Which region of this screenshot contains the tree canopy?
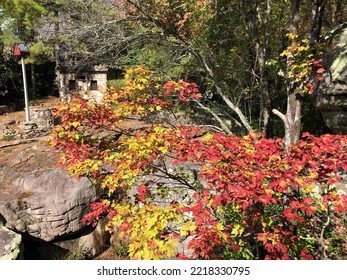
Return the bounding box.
[2,0,343,136]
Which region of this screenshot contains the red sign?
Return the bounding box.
[13,43,30,57]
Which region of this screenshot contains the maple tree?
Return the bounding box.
[272,0,329,147]
[279,34,326,95]
[120,0,255,133]
[51,66,347,260]
[120,0,335,145]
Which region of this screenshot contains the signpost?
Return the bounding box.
[13,43,30,122]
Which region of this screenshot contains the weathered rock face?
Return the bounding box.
[0,226,23,260]
[315,24,347,134]
[0,141,98,242]
[0,170,96,241]
[55,218,110,258]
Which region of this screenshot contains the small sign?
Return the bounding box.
[13,43,30,57]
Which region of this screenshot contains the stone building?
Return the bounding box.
[57,65,108,102]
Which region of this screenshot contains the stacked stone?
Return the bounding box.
[1,108,54,140]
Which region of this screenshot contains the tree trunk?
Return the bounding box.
[256,0,272,137]
[272,0,301,148]
[284,0,301,147]
[53,10,68,102]
[257,43,271,137]
[31,63,38,98]
[243,0,271,136]
[0,26,3,58]
[289,0,300,35]
[284,91,302,146]
[56,70,68,102]
[309,0,327,47]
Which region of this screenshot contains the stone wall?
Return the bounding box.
[1,108,54,140]
[29,108,53,129]
[2,127,50,140]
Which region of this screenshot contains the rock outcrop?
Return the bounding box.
[0,141,98,241]
[0,169,96,241]
[0,140,103,259]
[315,24,347,134]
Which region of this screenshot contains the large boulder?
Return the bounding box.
[315,24,347,134]
[0,140,99,242]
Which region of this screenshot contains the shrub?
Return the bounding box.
[51,66,347,260]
